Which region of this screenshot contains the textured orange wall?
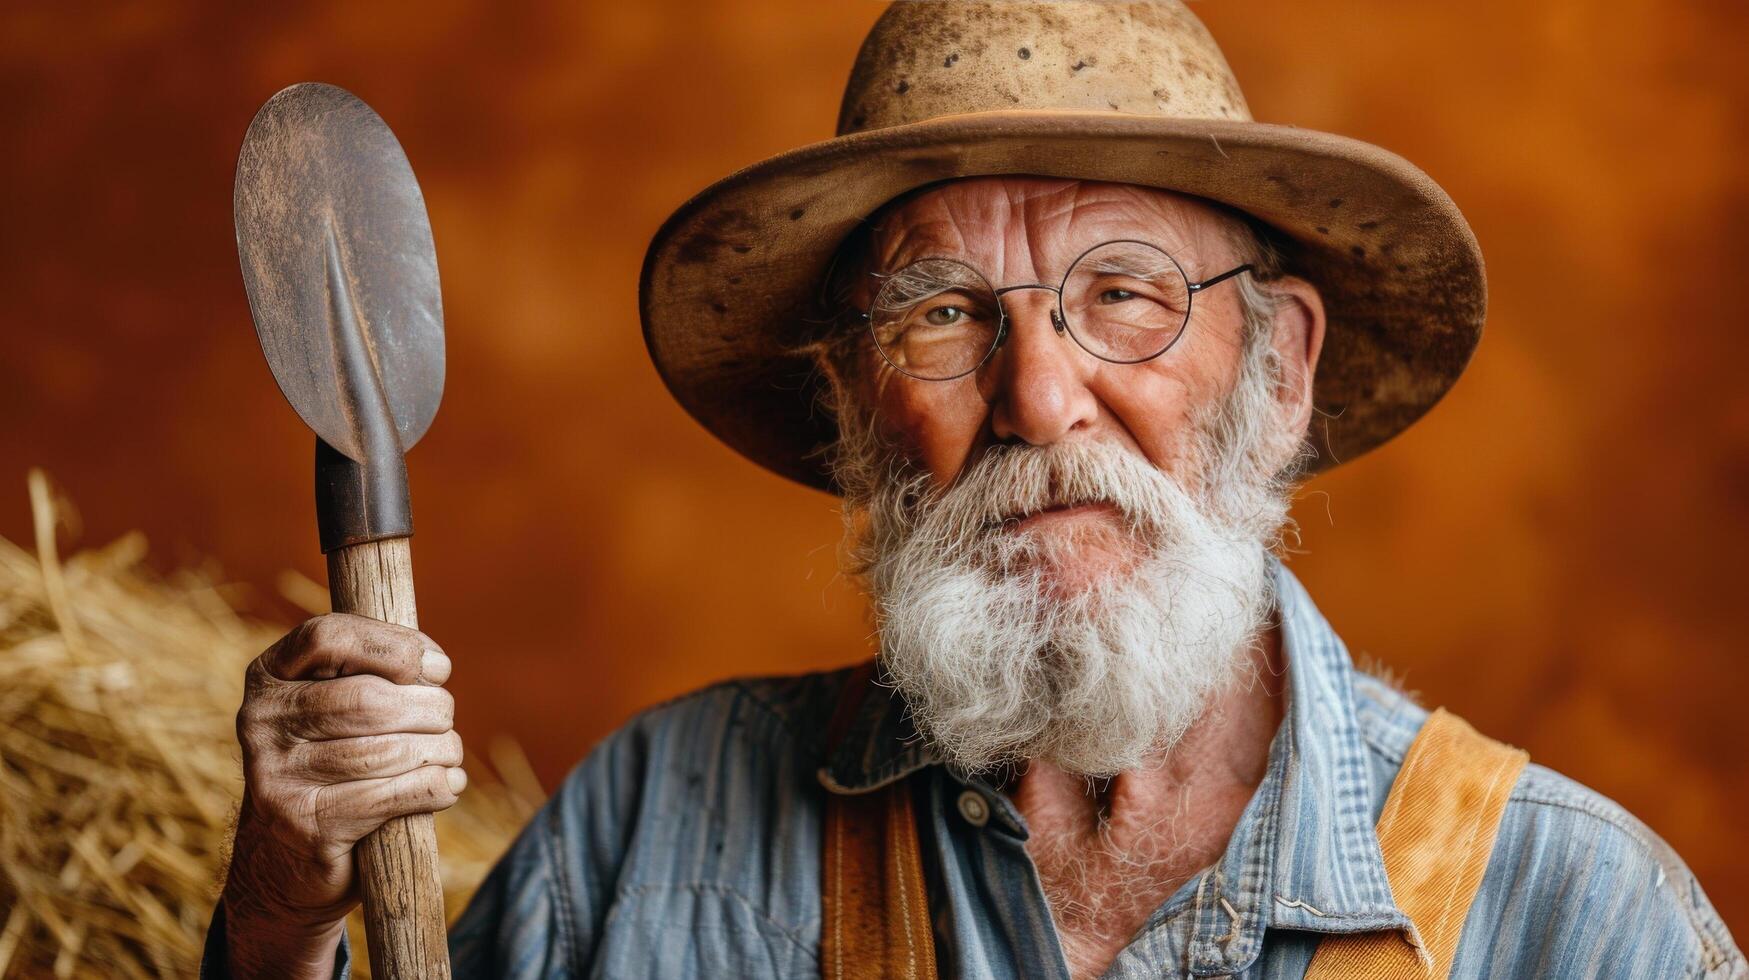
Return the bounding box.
[2,0,1743,936]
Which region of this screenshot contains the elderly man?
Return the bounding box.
[207,2,1743,979]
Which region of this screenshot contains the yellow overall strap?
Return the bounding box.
[820,660,937,980]
[1306,708,1529,980]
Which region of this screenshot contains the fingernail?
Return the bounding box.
[420,649,450,685]
[446,767,468,794]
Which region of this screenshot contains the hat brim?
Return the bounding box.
[640,109,1485,492]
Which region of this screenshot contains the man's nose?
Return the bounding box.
[983,288,1099,445]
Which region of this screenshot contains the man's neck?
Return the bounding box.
[1006,625,1287,979]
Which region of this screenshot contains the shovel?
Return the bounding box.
[233,82,450,979]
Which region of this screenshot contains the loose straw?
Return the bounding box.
[0,472,543,978]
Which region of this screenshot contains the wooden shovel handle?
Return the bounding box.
[327,537,451,979]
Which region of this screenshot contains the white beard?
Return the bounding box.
[836,331,1297,777]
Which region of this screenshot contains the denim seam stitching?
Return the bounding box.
[542,799,585,977]
[604,881,820,963]
[1505,793,1726,968]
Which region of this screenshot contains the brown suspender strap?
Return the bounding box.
[820,660,938,980]
[1305,707,1529,980]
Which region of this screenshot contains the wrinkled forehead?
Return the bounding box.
[866,176,1240,283]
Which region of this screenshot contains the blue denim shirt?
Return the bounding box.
[206,564,1743,978]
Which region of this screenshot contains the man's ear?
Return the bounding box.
[1264,276,1327,446]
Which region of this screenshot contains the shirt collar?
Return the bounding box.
[815,561,1418,972]
[1181,562,1416,975]
[816,656,936,795]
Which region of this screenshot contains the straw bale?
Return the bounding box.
[0,472,543,978]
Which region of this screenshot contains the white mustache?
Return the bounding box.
[913,439,1200,548]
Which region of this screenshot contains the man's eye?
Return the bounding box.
[923,305,965,326]
[1098,288,1136,304]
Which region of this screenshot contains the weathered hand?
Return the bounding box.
[220,613,464,979]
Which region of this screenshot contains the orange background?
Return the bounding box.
[2,0,1744,937]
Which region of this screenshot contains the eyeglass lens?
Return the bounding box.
[868,241,1192,380]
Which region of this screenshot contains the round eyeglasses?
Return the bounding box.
[859,240,1253,381]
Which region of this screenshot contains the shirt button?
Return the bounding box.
[957,789,990,828]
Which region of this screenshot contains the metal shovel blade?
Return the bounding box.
[234,82,445,464]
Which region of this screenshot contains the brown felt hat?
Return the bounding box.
[640,0,1486,492]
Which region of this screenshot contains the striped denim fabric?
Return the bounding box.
[204,563,1744,978]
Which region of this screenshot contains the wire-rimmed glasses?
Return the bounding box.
[859,239,1253,381]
